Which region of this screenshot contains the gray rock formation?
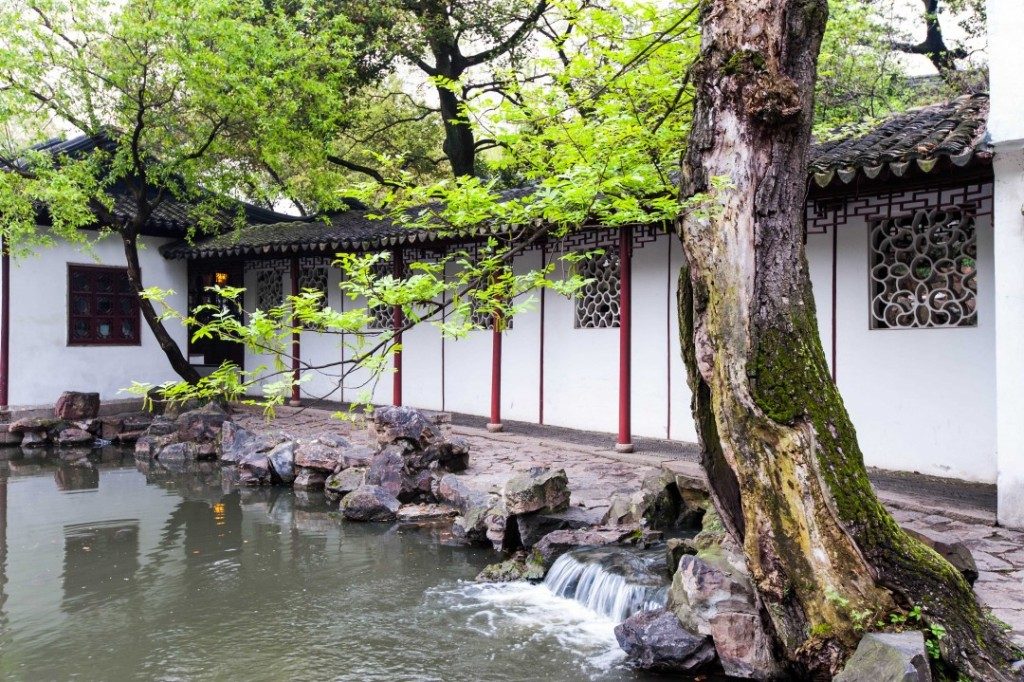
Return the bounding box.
[834,631,932,682]
[503,468,570,515]
[341,485,401,522]
[615,608,717,672]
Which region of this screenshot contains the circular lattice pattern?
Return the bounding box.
[574,251,621,329]
[869,207,977,329]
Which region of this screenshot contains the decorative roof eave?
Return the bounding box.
[810,149,991,188]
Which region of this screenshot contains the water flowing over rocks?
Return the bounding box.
[834,631,932,682]
[614,608,717,672]
[545,547,669,622]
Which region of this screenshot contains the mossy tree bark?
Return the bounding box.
[675,0,1018,678]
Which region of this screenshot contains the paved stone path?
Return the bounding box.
[236,404,1024,644]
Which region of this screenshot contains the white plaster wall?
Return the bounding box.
[631,234,671,439]
[6,233,188,407]
[830,216,996,482]
[441,260,493,417]
[297,265,343,403]
[806,231,835,376]
[667,236,699,443]
[993,148,1024,523]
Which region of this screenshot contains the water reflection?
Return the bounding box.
[0,447,642,681]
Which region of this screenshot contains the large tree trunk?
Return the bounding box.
[121,230,201,384]
[676,0,1018,678]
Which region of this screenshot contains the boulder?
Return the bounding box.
[294,439,347,472]
[293,468,327,491]
[371,406,443,449]
[157,441,199,464]
[669,551,778,679]
[325,467,367,498]
[56,427,94,447]
[267,441,297,485]
[615,608,717,673]
[8,417,58,434]
[452,492,502,546]
[433,473,475,512]
[515,506,603,548]
[666,537,697,576]
[396,503,459,523]
[476,554,546,583]
[834,631,931,682]
[54,391,100,420]
[219,423,287,465]
[176,402,229,443]
[406,437,471,473]
[533,526,657,568]
[604,470,685,529]
[337,444,375,470]
[503,468,570,515]
[146,416,179,437]
[20,430,48,448]
[904,528,978,586]
[340,485,401,522]
[366,445,405,498]
[238,452,272,486]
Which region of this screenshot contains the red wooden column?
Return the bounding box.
[0,235,10,410]
[487,313,503,432]
[289,255,301,406]
[391,247,404,406]
[616,227,634,453]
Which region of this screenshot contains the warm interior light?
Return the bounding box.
[214,272,230,285]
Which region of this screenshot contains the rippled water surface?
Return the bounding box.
[0,448,645,681]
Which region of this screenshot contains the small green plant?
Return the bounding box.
[925,623,947,660]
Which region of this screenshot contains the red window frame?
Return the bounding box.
[67,264,141,346]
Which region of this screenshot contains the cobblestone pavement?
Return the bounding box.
[236,404,1024,644]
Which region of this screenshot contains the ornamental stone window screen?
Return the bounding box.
[298,263,330,305]
[255,268,284,311]
[868,206,977,330]
[366,259,396,332]
[573,250,621,329]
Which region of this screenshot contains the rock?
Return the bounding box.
[176,402,229,443]
[56,427,94,447]
[54,391,100,420]
[615,608,717,672]
[372,406,443,449]
[20,430,48,448]
[337,444,375,470]
[366,444,405,498]
[406,438,471,473]
[666,537,697,576]
[834,631,931,682]
[325,467,367,498]
[293,468,327,491]
[294,439,346,472]
[452,492,502,546]
[604,470,685,529]
[238,452,272,486]
[8,417,58,434]
[433,473,475,512]
[219,423,286,464]
[146,416,179,437]
[396,503,459,523]
[515,506,603,548]
[340,485,401,522]
[533,526,654,568]
[157,441,199,464]
[503,468,570,515]
[267,441,296,485]
[904,528,979,586]
[669,551,778,679]
[484,500,514,551]
[476,554,546,583]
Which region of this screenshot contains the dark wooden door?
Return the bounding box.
[186,261,245,370]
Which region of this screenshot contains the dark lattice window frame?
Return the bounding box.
[67,264,141,346]
[573,251,621,329]
[869,206,978,330]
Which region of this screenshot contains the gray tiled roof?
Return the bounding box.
[809,93,988,186]
[164,94,992,260]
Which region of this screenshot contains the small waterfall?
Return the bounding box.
[543,547,669,622]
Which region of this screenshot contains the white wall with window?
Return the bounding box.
[5,232,188,407]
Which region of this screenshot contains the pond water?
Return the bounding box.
[0,447,662,681]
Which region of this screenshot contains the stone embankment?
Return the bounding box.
[131,403,996,681]
[5,390,153,451]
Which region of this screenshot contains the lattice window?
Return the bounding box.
[469,304,513,331]
[573,251,620,329]
[366,259,395,331]
[255,269,284,311]
[869,207,977,329]
[67,265,140,346]
[298,265,330,304]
